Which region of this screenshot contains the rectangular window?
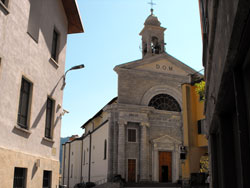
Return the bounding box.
[198,119,205,134]
[128,129,136,142]
[13,167,27,188]
[17,78,32,129]
[43,170,52,188]
[104,140,107,160]
[45,97,54,139]
[51,29,59,61]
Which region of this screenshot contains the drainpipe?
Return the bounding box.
[138,125,141,182]
[63,144,66,185]
[68,143,71,188]
[80,138,83,182]
[88,131,92,182]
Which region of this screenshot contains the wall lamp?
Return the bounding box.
[61,64,85,90]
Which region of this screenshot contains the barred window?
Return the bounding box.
[17,78,32,129]
[149,94,181,112]
[128,129,136,142]
[13,167,27,188]
[51,29,59,61]
[43,171,52,188]
[45,97,54,139]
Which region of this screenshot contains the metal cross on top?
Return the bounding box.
[148,0,156,14]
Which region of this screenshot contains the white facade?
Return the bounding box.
[0,0,83,187]
[62,121,109,188]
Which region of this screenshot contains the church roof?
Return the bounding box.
[81,97,117,129]
[144,12,161,26]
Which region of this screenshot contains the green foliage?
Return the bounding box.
[195,81,205,101]
[200,154,209,173]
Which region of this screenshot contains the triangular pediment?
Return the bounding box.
[152,134,181,144]
[114,53,198,76]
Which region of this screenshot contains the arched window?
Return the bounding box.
[149,94,181,112]
[104,139,107,160]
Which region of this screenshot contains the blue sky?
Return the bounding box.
[61,0,202,137]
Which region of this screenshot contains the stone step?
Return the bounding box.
[124,187,180,188]
[124,183,182,187]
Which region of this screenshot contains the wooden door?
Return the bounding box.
[159,151,172,182]
[128,159,136,182]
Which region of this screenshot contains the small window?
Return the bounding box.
[128,129,136,142]
[104,139,107,160]
[43,170,52,188]
[45,97,54,139]
[13,167,27,188]
[198,119,205,134]
[71,164,73,178]
[17,78,32,129]
[51,29,59,61]
[83,150,85,165]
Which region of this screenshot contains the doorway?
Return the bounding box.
[161,166,169,182]
[159,151,172,182]
[128,159,136,182]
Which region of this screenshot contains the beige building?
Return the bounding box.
[62,9,199,187]
[0,0,83,187]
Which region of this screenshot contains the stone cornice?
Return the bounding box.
[116,67,190,83]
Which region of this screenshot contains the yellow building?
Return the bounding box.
[181,79,208,183]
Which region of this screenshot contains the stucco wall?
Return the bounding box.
[90,122,109,182]
[0,0,68,187]
[0,147,59,188]
[69,140,82,188]
[62,122,109,187]
[0,0,67,161]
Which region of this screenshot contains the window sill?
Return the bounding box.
[43,137,55,144]
[49,57,59,69]
[127,141,137,143]
[14,125,31,134]
[27,32,38,43]
[0,1,9,15]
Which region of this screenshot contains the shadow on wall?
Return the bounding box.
[31,163,38,179]
[32,75,64,129]
[27,0,66,57]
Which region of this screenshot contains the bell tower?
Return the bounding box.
[140,9,166,58]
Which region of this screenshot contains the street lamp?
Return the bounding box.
[61,64,85,90]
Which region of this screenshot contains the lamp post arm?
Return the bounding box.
[61,64,85,90]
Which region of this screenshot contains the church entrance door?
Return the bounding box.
[159,151,172,182]
[128,159,136,182]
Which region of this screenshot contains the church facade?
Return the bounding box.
[62,10,197,187]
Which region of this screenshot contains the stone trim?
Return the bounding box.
[140,85,182,108]
[49,57,59,69]
[0,0,9,15]
[14,125,31,135]
[42,137,55,144]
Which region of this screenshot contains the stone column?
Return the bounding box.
[117,120,126,178]
[107,115,113,181]
[140,122,149,181]
[152,144,159,181]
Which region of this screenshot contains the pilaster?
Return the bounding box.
[140,122,150,181]
[117,120,127,178]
